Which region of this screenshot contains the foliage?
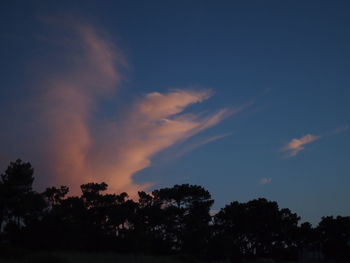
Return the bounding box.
[0,160,349,262]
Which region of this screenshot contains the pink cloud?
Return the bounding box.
[40,24,123,191]
[282,134,320,157]
[93,90,231,195]
[37,23,234,196]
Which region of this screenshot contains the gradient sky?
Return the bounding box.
[1,0,350,225]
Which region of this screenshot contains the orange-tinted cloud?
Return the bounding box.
[91,90,231,195]
[282,134,320,157]
[39,23,233,196]
[40,23,122,191]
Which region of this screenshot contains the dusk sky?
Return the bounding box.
[1,0,350,225]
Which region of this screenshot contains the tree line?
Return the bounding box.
[0,159,349,262]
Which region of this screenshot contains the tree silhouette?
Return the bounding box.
[0,160,40,228]
[213,198,300,261]
[0,159,46,248]
[152,184,214,253]
[0,159,349,262]
[133,191,167,253]
[43,186,69,207]
[318,216,350,261]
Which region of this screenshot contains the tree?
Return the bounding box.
[43,186,69,207]
[0,159,46,248]
[133,191,168,253]
[0,159,44,229]
[152,184,214,253]
[1,159,34,194]
[317,216,350,261]
[213,198,300,261]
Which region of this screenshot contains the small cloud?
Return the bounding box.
[282,134,320,157]
[328,125,349,135]
[260,177,272,185]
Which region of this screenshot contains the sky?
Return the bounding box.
[1,0,350,225]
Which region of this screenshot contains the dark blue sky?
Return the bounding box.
[1,0,350,224]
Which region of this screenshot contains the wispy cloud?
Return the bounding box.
[165,132,233,161]
[36,22,236,196]
[93,90,231,194]
[260,177,272,185]
[328,125,349,135]
[282,134,320,157]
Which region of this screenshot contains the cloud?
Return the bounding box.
[39,23,123,191]
[164,132,233,161]
[92,90,231,195]
[0,23,112,175]
[281,126,348,158]
[260,177,272,185]
[36,22,233,196]
[282,134,320,157]
[328,125,349,135]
